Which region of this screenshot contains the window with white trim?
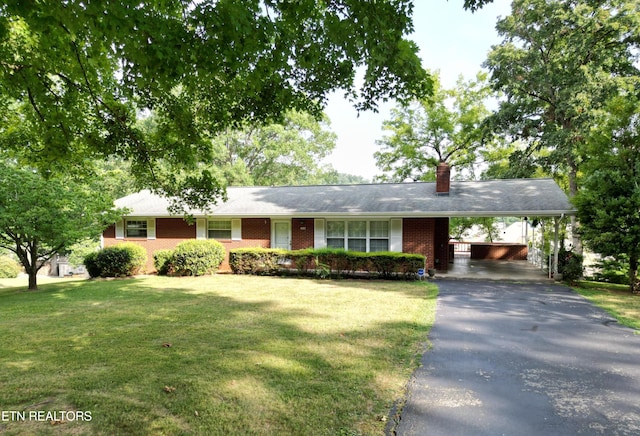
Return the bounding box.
[126,220,147,238]
[208,220,232,239]
[326,220,389,252]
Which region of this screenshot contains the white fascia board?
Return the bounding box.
[121,209,576,219]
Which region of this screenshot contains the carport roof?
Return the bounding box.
[116,178,575,218]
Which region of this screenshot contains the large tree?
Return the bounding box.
[374,71,493,182]
[209,110,337,186]
[574,94,640,293]
[0,162,124,290]
[0,1,430,209]
[484,0,640,249]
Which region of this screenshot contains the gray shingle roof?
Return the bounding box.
[116,179,575,218]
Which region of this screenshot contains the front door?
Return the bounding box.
[273,221,291,250]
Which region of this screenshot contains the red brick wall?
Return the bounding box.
[434,217,450,270]
[402,218,436,270]
[470,243,528,260]
[215,218,271,271]
[292,218,314,250]
[103,218,196,272]
[103,218,271,273]
[103,216,452,273]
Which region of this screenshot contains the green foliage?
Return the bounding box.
[484,0,640,197]
[0,162,125,289]
[230,248,425,280]
[153,249,175,276]
[558,247,583,284]
[85,243,147,278]
[0,256,21,278]
[66,239,101,268]
[228,248,287,275]
[0,1,429,209]
[591,256,630,285]
[374,71,493,182]
[574,92,640,293]
[83,252,101,279]
[211,110,337,186]
[170,240,226,276]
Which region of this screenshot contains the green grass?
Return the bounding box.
[0,275,437,435]
[573,280,640,330]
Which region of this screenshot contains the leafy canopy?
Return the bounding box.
[374,71,493,182]
[484,0,640,195]
[0,162,125,289]
[209,110,338,186]
[574,93,640,292]
[0,1,430,208]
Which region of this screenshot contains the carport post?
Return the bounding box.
[552,216,560,278]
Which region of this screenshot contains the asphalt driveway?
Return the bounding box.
[394,280,640,436]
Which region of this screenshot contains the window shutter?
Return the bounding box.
[390,219,403,252]
[196,219,206,240]
[147,218,156,240]
[314,219,326,249]
[231,219,242,240]
[115,220,124,239]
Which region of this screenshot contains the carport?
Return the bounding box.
[432,169,576,279]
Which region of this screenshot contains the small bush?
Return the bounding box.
[229,248,286,275]
[0,256,21,278]
[592,255,629,285]
[558,247,583,284]
[83,251,101,278]
[84,243,147,278]
[153,249,174,276]
[171,240,225,276]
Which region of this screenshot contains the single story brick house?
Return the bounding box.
[102,165,575,273]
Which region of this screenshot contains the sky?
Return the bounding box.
[323,0,513,181]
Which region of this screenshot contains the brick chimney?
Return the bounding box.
[436,161,451,195]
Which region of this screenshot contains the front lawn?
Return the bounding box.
[0,275,437,435]
[573,280,640,330]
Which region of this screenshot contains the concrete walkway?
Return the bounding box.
[394,280,640,436]
[437,256,551,281]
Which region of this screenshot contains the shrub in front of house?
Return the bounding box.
[153,249,174,276]
[83,252,101,278]
[363,252,426,279]
[84,243,147,278]
[230,248,426,279]
[170,240,225,276]
[228,248,286,275]
[0,256,21,278]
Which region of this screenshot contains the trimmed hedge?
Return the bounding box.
[228,248,286,275]
[164,240,225,276]
[230,247,426,280]
[153,249,174,276]
[84,243,147,278]
[0,256,21,278]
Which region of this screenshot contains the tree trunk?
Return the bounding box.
[28,269,38,291]
[629,254,639,294]
[567,154,583,256]
[15,242,40,291]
